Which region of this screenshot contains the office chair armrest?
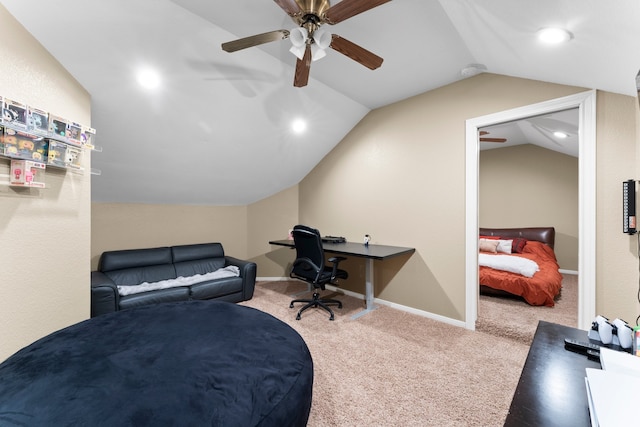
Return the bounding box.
[328,256,347,280]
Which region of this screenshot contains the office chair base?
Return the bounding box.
[290,292,342,321]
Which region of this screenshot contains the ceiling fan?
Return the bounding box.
[221,0,391,87]
[479,131,507,143]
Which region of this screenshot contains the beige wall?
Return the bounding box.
[0,5,91,361]
[479,144,579,270]
[91,203,248,270]
[246,185,299,276]
[595,91,638,322]
[288,73,587,321]
[91,185,299,275]
[89,77,640,325]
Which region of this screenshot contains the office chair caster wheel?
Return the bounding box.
[329,314,335,321]
[296,313,301,320]
[289,302,294,308]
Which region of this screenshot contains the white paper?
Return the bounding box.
[585,368,638,426]
[599,347,640,377]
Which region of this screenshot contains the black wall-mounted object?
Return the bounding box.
[623,179,636,235]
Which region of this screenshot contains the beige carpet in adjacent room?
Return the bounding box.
[476,273,578,345]
[241,280,535,427]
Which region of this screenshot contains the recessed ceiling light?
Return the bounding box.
[553,131,569,139]
[137,68,161,90]
[292,119,307,134]
[537,27,573,44]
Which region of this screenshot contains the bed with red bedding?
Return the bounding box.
[478,227,563,306]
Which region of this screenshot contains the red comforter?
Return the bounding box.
[479,241,563,306]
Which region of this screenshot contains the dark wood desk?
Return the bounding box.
[269,239,415,318]
[505,320,601,426]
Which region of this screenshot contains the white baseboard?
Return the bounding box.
[559,269,579,275]
[257,277,467,329]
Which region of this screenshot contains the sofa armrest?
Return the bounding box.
[225,256,257,300]
[91,271,119,317]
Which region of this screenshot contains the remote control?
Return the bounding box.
[564,338,601,353]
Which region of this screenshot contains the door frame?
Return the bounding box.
[465,90,597,330]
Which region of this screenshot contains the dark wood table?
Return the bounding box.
[269,239,415,318]
[505,320,601,426]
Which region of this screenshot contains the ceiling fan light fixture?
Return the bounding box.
[290,27,308,47]
[310,29,331,61]
[537,27,573,44]
[289,27,309,60]
[311,44,326,61]
[313,29,331,50]
[289,45,307,60]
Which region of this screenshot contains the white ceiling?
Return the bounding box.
[2,0,639,204]
[480,108,579,157]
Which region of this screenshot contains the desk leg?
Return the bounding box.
[352,258,378,319]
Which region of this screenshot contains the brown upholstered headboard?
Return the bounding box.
[479,227,555,249]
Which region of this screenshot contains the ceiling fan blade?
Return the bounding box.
[293,45,312,87]
[479,131,490,136]
[222,30,290,53]
[479,138,507,143]
[324,0,391,24]
[273,0,302,17]
[329,34,383,70]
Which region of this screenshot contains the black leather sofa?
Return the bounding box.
[91,243,257,317]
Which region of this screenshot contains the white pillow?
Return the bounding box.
[496,239,513,254]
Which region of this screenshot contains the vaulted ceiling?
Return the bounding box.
[2,0,639,204]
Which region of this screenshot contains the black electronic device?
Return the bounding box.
[623,179,637,234]
[564,337,601,354]
[586,349,601,362]
[322,236,346,243]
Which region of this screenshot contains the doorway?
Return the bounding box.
[464,91,597,330]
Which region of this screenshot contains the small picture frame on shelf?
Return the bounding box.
[65,145,83,170]
[46,139,68,168]
[2,98,28,129]
[8,129,47,162]
[27,106,49,135]
[81,125,96,148]
[10,159,46,188]
[48,114,67,138]
[0,125,5,154]
[66,121,82,145]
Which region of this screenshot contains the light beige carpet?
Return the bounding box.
[476,273,578,345]
[241,281,534,426]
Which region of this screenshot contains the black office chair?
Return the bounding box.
[289,225,348,321]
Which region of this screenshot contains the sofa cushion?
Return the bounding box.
[190,277,243,300]
[172,243,226,277]
[100,247,172,271]
[105,265,177,287]
[119,287,189,310]
[171,243,224,263]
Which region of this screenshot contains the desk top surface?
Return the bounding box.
[268,239,415,260]
[504,320,600,427]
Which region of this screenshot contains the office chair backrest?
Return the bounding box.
[291,225,325,280]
